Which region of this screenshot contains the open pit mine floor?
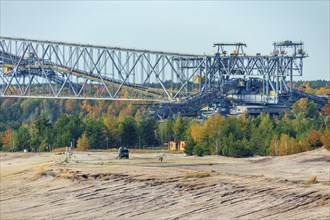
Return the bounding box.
[1,148,329,219]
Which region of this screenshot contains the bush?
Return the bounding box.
[193,144,204,157]
[184,172,211,179]
[222,139,253,158]
[184,135,195,156]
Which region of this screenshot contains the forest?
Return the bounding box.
[0,80,329,157]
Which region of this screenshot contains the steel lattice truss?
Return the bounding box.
[0,37,207,102]
[1,37,324,118]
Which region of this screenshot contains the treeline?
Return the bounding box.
[0,98,188,151]
[184,98,330,157]
[294,80,329,90]
[0,96,329,156]
[293,80,330,95]
[0,113,160,152]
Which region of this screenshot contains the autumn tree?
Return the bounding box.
[2,129,12,151]
[269,134,279,156]
[278,133,290,155]
[77,133,90,151]
[134,109,142,123]
[2,129,18,151]
[64,100,79,115]
[307,130,323,149]
[188,115,253,157]
[315,87,330,95]
[203,114,226,155]
[190,122,204,144]
[81,100,94,117]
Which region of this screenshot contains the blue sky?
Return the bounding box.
[0,0,329,80]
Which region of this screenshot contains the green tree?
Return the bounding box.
[103,116,122,148]
[291,98,318,119]
[138,118,158,146]
[184,134,195,156]
[193,144,205,157]
[173,116,188,141]
[0,132,4,150]
[156,119,173,145]
[203,114,225,155]
[120,116,138,147]
[85,119,107,149]
[39,139,48,151]
[53,114,84,148]
[254,113,274,155]
[33,113,53,148]
[29,129,41,152]
[17,124,31,151]
[222,134,252,157]
[20,99,41,122]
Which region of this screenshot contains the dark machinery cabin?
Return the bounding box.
[118,147,129,159]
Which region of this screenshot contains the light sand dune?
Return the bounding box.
[1,148,329,219]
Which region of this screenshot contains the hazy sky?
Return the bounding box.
[0,0,329,80]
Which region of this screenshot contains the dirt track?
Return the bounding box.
[1,149,330,219]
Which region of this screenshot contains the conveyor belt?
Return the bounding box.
[291,89,327,109]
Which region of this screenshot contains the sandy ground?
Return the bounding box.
[0,148,329,220]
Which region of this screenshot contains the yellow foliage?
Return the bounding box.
[135,109,142,123]
[270,134,279,156]
[107,104,116,116]
[270,133,306,156]
[122,89,130,98]
[81,100,94,117]
[315,87,330,95]
[103,116,116,130]
[65,100,73,114]
[77,133,90,151]
[118,111,125,122]
[190,123,204,143]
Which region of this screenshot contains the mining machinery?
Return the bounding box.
[0,37,327,119]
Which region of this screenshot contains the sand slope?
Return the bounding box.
[1,148,329,219]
